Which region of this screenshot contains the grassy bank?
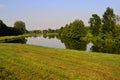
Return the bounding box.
[43,33,59,36]
[0,34,33,43]
[0,43,120,80]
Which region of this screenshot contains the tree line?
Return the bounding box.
[57,7,120,40]
[0,20,27,36]
[42,7,120,40]
[1,7,120,40]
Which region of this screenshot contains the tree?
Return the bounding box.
[70,20,86,38]
[115,24,120,38]
[42,30,48,34]
[102,7,116,35]
[14,21,27,34]
[61,24,69,37]
[57,27,64,35]
[89,14,101,36]
[0,20,20,36]
[61,19,86,39]
[60,37,87,50]
[0,20,8,36]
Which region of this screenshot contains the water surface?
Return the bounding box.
[5,35,120,54]
[26,36,65,48]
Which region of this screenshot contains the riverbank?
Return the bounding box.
[0,43,120,80]
[0,34,33,43]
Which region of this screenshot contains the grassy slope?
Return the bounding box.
[0,43,120,80]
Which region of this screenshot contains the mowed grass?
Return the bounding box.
[0,43,120,80]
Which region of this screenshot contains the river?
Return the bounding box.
[5,35,120,54]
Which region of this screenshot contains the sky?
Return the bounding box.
[0,0,120,30]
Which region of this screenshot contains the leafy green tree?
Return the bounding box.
[0,20,7,36]
[89,14,101,36]
[61,24,69,37]
[60,37,87,50]
[114,15,120,38]
[115,24,120,38]
[102,7,116,35]
[14,21,27,34]
[58,27,64,35]
[61,20,86,39]
[42,30,48,34]
[70,20,86,38]
[0,20,19,36]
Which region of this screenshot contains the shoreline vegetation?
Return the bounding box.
[0,43,120,80]
[0,34,33,43]
[0,33,57,43]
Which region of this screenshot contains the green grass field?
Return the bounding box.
[0,43,120,80]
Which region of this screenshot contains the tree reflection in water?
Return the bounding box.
[4,34,120,54]
[58,37,87,51]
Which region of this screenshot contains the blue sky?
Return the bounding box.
[0,0,120,30]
